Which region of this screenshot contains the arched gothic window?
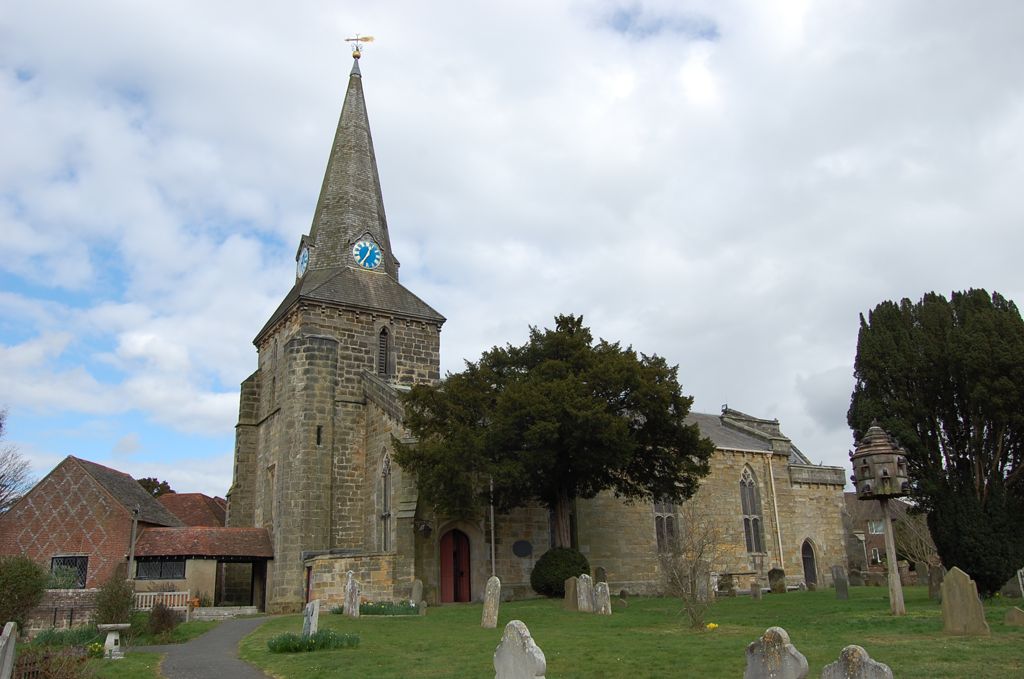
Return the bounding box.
[740,467,765,553]
[654,497,677,553]
[378,327,391,376]
[380,453,393,551]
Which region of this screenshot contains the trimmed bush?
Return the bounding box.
[267,630,360,653]
[0,555,49,628]
[95,568,135,624]
[148,602,181,636]
[530,547,590,597]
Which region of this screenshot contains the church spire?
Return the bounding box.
[305,51,396,278]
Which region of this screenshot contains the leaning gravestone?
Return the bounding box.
[743,626,808,679]
[594,566,607,583]
[768,568,787,594]
[344,570,361,618]
[482,576,501,629]
[563,577,579,611]
[832,566,849,601]
[410,578,423,605]
[577,574,595,613]
[1004,606,1024,626]
[494,620,546,679]
[820,645,893,679]
[594,582,612,615]
[302,599,320,636]
[929,564,945,600]
[915,561,929,588]
[941,566,990,636]
[750,578,762,600]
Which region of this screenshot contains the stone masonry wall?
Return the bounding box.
[25,589,99,637]
[307,553,398,607]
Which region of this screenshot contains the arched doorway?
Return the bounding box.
[440,529,471,602]
[801,539,818,587]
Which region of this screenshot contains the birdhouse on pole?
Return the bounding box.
[850,423,910,499]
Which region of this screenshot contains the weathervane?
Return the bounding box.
[345,34,375,59]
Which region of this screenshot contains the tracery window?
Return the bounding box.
[654,498,677,553]
[740,466,765,553]
[380,453,393,551]
[378,327,391,376]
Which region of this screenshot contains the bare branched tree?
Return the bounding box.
[659,501,720,628]
[891,501,939,565]
[0,410,32,513]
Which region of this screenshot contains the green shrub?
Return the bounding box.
[0,555,49,628]
[329,605,344,615]
[530,547,590,597]
[13,646,90,679]
[147,602,180,637]
[359,600,418,616]
[94,569,135,624]
[266,629,360,653]
[31,626,101,647]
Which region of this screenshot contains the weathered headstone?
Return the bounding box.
[999,567,1024,598]
[594,566,607,583]
[344,570,361,618]
[750,578,762,600]
[743,626,808,679]
[563,577,579,611]
[494,620,546,679]
[820,645,893,679]
[594,581,612,615]
[915,561,930,588]
[1004,606,1024,626]
[941,566,990,636]
[411,578,423,605]
[720,574,737,597]
[417,599,428,616]
[897,560,912,587]
[577,573,595,613]
[849,569,865,587]
[482,576,501,629]
[832,566,849,601]
[768,568,787,594]
[928,564,945,600]
[302,598,320,636]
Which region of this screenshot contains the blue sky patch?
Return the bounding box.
[607,4,720,41]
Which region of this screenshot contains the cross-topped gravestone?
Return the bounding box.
[494,620,546,679]
[482,576,501,629]
[743,626,808,679]
[820,645,893,679]
[302,599,320,636]
[577,574,595,613]
[941,567,989,636]
[344,570,361,618]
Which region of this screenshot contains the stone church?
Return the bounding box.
[226,53,847,613]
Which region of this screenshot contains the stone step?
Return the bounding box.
[190,606,259,621]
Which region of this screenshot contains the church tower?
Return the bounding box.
[227,52,445,613]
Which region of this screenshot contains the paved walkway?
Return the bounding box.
[130,617,271,678]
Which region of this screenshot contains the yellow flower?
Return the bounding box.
[705,622,719,630]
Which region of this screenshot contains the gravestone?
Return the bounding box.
[750,578,762,600]
[482,576,501,629]
[768,568,787,594]
[999,567,1024,598]
[1004,606,1024,626]
[915,561,930,588]
[832,566,849,601]
[563,577,579,611]
[743,626,808,679]
[806,581,816,592]
[344,570,361,618]
[418,600,428,616]
[594,566,607,583]
[719,574,737,597]
[820,645,893,679]
[897,560,912,587]
[849,569,865,587]
[577,574,595,613]
[594,581,612,615]
[411,578,423,605]
[941,566,990,636]
[929,564,945,600]
[302,599,320,636]
[494,619,546,679]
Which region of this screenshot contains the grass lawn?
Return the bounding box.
[239,586,1024,678]
[89,652,163,678]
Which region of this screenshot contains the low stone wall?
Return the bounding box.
[25,589,99,637]
[306,552,399,607]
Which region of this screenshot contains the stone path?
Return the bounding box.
[130,617,271,678]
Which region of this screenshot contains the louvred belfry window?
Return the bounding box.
[378,328,390,376]
[740,467,765,553]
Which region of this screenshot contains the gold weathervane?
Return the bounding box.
[345,34,375,59]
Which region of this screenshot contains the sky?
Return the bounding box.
[2,1,1023,497]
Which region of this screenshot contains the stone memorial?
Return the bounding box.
[941,566,990,636]
[302,598,320,636]
[820,645,893,679]
[768,568,787,594]
[594,581,612,615]
[832,566,849,601]
[928,563,945,600]
[411,578,423,605]
[96,623,131,660]
[563,577,579,611]
[1004,606,1024,626]
[915,561,930,588]
[849,569,865,587]
[344,570,361,618]
[750,578,762,600]
[897,560,912,587]
[719,574,737,597]
[594,566,607,583]
[743,626,808,679]
[494,619,546,679]
[577,573,595,613]
[418,599,428,616]
[482,576,501,629]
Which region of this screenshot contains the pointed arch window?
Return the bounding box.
[740,467,765,553]
[380,453,393,551]
[654,497,677,553]
[378,327,391,376]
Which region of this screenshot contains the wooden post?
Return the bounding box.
[880,497,906,615]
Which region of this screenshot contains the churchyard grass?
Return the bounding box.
[239,586,1023,678]
[89,651,163,678]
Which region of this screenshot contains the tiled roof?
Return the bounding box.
[134,527,273,558]
[158,493,226,527]
[685,412,772,452]
[71,457,183,527]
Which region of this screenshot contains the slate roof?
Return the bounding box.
[158,493,227,527]
[134,527,273,559]
[71,457,184,527]
[685,412,812,465]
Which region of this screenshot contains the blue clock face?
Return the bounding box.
[352,240,382,269]
[297,247,310,276]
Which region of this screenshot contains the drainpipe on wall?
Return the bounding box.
[766,456,784,568]
[127,505,140,581]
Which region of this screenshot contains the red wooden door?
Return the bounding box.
[440,529,471,602]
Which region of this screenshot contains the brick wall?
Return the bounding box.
[24,589,99,637]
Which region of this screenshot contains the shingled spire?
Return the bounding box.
[305,55,396,277]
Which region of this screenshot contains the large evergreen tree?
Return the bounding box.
[848,289,1024,595]
[395,314,714,547]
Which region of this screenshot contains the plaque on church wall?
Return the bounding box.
[512,540,533,557]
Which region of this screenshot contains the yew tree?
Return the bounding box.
[394,314,714,548]
[848,289,1024,595]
